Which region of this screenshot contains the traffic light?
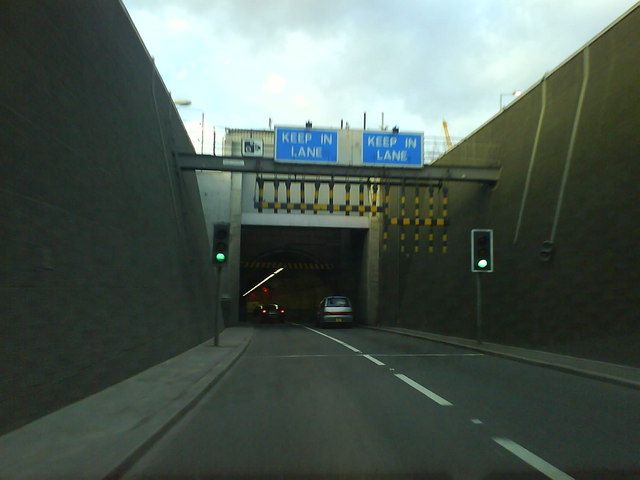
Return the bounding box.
[212,222,230,264]
[471,229,493,272]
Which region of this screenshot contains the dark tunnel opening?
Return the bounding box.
[239,226,366,324]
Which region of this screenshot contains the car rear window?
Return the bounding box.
[327,297,350,307]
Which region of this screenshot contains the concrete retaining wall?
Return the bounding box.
[380,6,640,366]
[0,1,215,433]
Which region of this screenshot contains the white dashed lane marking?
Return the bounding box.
[493,438,575,480]
[362,354,385,366]
[394,374,453,406]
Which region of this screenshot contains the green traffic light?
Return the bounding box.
[215,253,226,262]
[477,259,488,269]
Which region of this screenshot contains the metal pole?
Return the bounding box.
[396,185,401,325]
[200,112,204,154]
[213,265,222,346]
[476,274,482,344]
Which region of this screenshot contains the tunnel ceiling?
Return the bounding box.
[241,226,348,265]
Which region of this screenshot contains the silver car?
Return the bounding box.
[316,296,353,327]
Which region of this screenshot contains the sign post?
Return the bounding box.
[212,222,230,346]
[213,265,222,347]
[476,275,482,344]
[471,229,494,343]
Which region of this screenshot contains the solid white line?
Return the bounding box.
[362,354,385,366]
[393,374,453,406]
[493,438,575,480]
[299,325,361,353]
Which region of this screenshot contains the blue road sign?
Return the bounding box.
[362,131,423,167]
[275,127,338,164]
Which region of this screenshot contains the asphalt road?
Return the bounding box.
[126,323,640,479]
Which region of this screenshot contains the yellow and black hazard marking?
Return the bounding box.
[399,182,407,253]
[441,186,449,253]
[413,185,420,252]
[253,178,452,254]
[241,261,334,270]
[254,202,395,213]
[388,217,449,226]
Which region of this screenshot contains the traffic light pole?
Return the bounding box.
[475,274,483,344]
[213,265,222,347]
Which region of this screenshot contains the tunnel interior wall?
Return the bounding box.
[380,6,640,366]
[0,2,215,433]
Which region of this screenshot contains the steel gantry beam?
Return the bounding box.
[176,153,501,185]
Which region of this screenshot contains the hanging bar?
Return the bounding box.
[414,185,421,253]
[382,183,390,252]
[177,154,501,186]
[428,186,434,219]
[285,179,292,213]
[300,180,306,214]
[400,182,407,253]
[313,181,321,215]
[441,186,449,253]
[371,184,379,217]
[328,178,335,214]
[257,177,265,213]
[442,185,449,219]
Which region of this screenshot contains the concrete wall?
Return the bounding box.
[0,1,215,433]
[380,6,640,366]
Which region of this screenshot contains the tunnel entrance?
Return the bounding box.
[240,226,366,324]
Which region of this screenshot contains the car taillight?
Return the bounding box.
[279,309,285,313]
[261,309,267,314]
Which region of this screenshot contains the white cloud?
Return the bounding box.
[263,73,287,95]
[124,0,638,140]
[167,17,189,33]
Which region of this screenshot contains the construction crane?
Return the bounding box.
[442,119,453,149]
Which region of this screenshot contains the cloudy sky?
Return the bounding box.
[122,0,637,154]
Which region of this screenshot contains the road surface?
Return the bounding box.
[126,323,640,479]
